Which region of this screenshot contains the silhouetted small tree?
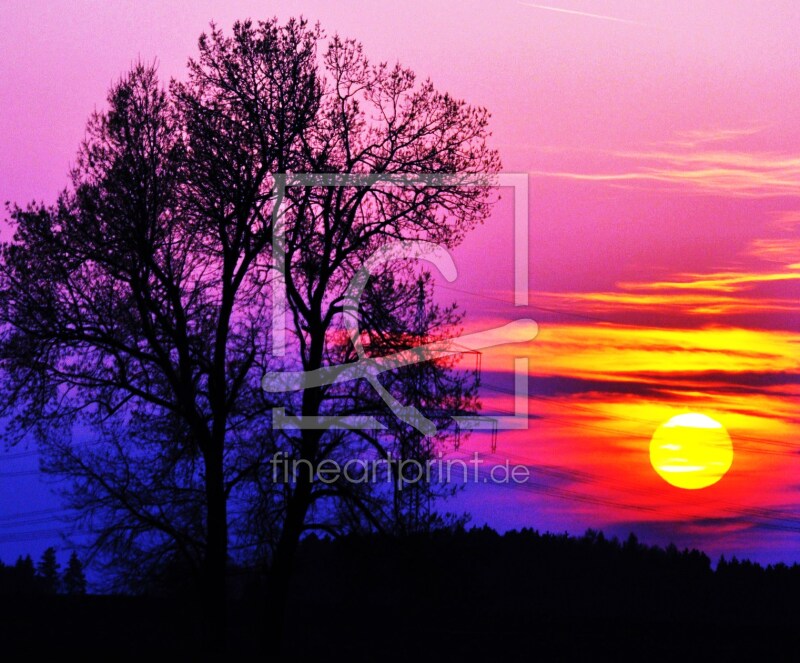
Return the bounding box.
[11,555,37,594]
[62,551,87,596]
[37,547,60,594]
[15,554,35,577]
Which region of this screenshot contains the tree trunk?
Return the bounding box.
[203,444,229,654]
[265,373,323,658]
[264,481,312,660]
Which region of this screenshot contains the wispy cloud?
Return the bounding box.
[767,210,800,232]
[663,127,766,149]
[533,128,800,198]
[517,2,648,27]
[533,160,800,197]
[746,238,800,265]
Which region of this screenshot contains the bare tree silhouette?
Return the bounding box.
[0,16,498,655]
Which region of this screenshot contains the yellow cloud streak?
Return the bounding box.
[534,290,800,315]
[484,323,800,379]
[619,270,800,293]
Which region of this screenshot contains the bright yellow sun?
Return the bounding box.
[649,413,733,490]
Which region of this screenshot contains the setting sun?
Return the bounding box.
[649,413,734,490]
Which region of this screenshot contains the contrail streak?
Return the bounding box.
[517,2,646,26]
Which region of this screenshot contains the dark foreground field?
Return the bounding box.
[3,528,799,660]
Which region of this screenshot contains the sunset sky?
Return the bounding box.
[2,0,800,565]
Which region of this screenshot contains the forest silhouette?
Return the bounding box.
[2,528,798,659]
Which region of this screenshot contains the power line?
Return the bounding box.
[0,508,71,523]
[0,515,65,530]
[0,469,42,478]
[0,528,84,544]
[0,450,40,461]
[436,282,643,326]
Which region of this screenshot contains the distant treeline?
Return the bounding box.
[281,526,800,660]
[3,528,800,658]
[0,547,86,596]
[292,525,800,596]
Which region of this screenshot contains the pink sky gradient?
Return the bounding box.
[2,1,800,565]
